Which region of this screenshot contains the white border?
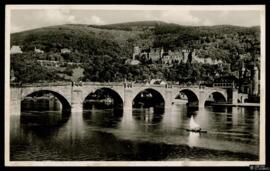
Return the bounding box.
[5,5,266,167]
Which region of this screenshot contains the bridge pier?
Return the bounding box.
[232,89,239,105]
[165,89,173,110]
[10,87,22,115]
[198,100,204,108]
[123,89,133,112]
[10,99,21,115]
[71,89,83,113]
[198,90,205,108]
[71,103,83,113]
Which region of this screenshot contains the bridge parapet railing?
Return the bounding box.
[11,81,229,91]
[213,83,234,88]
[208,87,228,91]
[83,82,123,87]
[133,83,169,88]
[12,82,72,88]
[172,84,200,89]
[171,84,228,91]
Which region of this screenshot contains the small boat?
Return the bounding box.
[186,115,207,133]
[186,129,207,133]
[190,115,200,129]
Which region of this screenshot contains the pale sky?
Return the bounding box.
[9,7,262,33]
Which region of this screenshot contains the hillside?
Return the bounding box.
[10,21,260,84]
[11,21,260,62]
[11,24,143,58]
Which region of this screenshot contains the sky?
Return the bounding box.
[9,6,262,33]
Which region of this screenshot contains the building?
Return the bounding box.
[161,49,184,64]
[162,55,172,64]
[252,65,259,96]
[125,59,140,65]
[10,45,23,54]
[130,46,225,65]
[238,61,260,96]
[150,79,167,85]
[132,46,140,60]
[10,69,16,82]
[37,60,60,67]
[192,52,205,63]
[192,52,223,65]
[61,48,71,54]
[34,47,44,54]
[168,49,184,61]
[148,48,161,62]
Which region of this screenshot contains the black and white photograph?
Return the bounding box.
[5,5,266,166]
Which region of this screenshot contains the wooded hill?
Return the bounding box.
[11,21,260,63]
[10,21,260,83]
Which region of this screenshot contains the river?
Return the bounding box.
[10,100,260,161]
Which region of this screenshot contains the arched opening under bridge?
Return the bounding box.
[175,89,199,108]
[83,88,123,110]
[20,90,71,127]
[204,92,227,106]
[83,88,124,124]
[132,88,165,115]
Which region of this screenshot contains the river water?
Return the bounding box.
[10,101,260,161]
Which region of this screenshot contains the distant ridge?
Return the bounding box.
[12,20,260,34]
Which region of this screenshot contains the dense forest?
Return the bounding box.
[10,21,260,84]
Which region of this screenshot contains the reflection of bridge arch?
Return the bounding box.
[22,89,72,112]
[83,87,124,108]
[132,88,166,108]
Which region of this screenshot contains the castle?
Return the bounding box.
[132,46,223,65]
[238,60,260,96]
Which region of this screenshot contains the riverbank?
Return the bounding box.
[212,103,260,107]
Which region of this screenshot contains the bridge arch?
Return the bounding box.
[21,90,72,112]
[203,91,227,106]
[83,87,124,109]
[176,89,199,107]
[132,88,165,109]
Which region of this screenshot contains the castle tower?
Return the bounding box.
[10,68,16,82]
[182,49,189,63]
[241,61,245,78]
[160,47,164,58]
[238,61,245,93]
[133,46,140,60]
[226,63,231,73]
[252,65,259,96]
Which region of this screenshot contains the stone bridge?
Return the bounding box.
[10,82,235,115]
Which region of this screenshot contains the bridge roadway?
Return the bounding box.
[10,82,242,115]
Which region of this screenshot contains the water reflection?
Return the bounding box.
[132,108,164,124]
[10,101,260,161]
[188,132,200,147]
[20,98,71,138]
[83,108,123,128]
